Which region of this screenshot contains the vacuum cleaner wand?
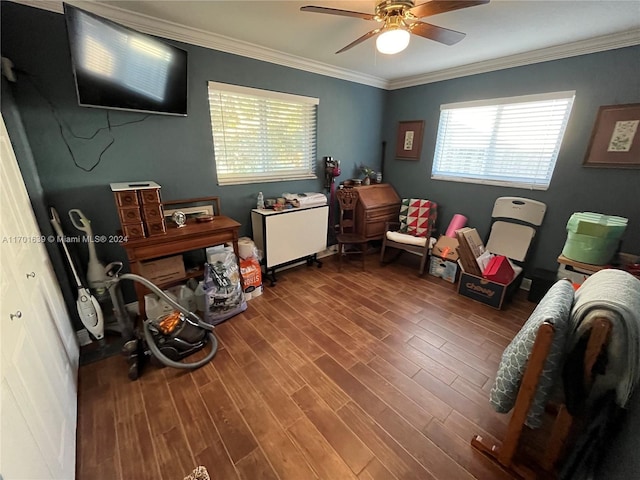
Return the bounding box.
[68,208,107,295]
[50,207,104,341]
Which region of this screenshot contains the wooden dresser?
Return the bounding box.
[354,184,401,240]
[110,181,166,239]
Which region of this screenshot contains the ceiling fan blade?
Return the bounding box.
[335,28,382,54]
[409,21,466,45]
[409,0,489,19]
[300,6,375,21]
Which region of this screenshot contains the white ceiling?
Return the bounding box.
[16,0,640,89]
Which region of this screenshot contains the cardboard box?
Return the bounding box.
[456,227,485,258]
[432,236,459,261]
[455,228,484,276]
[458,272,513,309]
[139,255,185,285]
[428,256,459,284]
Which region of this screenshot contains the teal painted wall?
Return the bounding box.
[382,46,640,272]
[1,2,385,291]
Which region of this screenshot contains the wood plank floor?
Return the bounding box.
[76,254,537,480]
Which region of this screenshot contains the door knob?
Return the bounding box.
[10,311,22,321]
[26,272,36,279]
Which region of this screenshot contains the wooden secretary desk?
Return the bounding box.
[353,184,401,241]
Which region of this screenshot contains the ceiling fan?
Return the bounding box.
[301,0,489,54]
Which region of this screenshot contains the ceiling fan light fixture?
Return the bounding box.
[302,0,484,54]
[376,27,410,54]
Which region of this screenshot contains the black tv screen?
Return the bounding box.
[63,3,188,116]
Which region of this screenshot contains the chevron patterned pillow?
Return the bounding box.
[399,198,437,238]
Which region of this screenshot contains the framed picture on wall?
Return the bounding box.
[396,120,424,160]
[583,103,640,168]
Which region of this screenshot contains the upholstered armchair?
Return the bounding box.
[379,198,438,275]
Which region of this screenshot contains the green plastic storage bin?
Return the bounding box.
[561,231,618,265]
[566,212,628,239]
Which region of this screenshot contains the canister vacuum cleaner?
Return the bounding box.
[104,262,219,380]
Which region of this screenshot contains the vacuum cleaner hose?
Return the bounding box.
[118,272,219,369]
[119,273,213,331]
[143,323,218,370]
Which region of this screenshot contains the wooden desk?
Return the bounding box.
[121,215,241,317]
[353,184,401,241]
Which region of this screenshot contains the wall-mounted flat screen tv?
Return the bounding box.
[63,3,188,116]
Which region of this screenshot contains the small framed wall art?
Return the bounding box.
[396,120,424,160]
[583,103,640,168]
[163,196,221,224]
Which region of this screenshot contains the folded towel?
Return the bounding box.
[566,269,640,409]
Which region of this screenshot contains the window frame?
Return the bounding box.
[208,81,319,186]
[431,91,576,191]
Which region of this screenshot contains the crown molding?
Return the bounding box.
[10,1,640,91]
[9,0,389,89]
[388,29,640,90]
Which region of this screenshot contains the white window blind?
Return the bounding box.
[208,81,319,185]
[432,91,575,190]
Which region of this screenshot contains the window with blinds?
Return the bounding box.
[208,82,319,185]
[432,91,575,190]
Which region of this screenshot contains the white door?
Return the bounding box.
[0,114,79,479]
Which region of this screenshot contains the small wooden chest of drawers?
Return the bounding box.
[110,182,166,239]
